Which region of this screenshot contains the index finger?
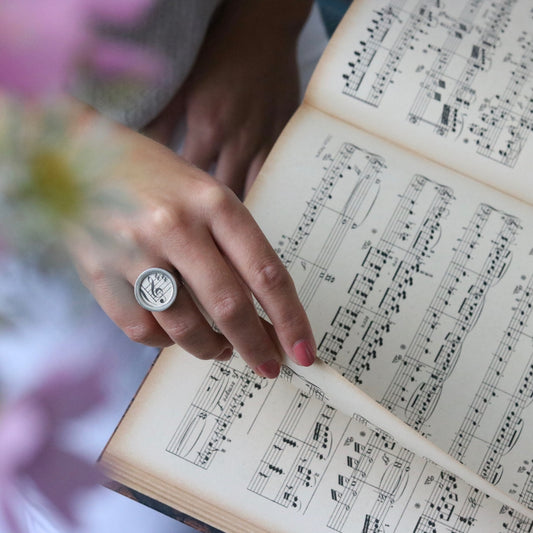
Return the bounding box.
[208,191,316,368]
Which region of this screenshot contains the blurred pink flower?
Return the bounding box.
[0,364,108,533]
[82,0,155,25]
[0,0,162,99]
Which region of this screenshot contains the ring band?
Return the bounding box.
[134,267,179,312]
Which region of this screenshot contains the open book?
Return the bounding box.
[100,1,533,531]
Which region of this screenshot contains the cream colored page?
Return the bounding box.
[105,348,529,532]
[305,0,533,204]
[248,105,533,515]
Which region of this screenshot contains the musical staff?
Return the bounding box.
[248,388,337,511]
[413,472,474,533]
[519,463,533,510]
[472,32,533,167]
[327,420,412,532]
[166,358,269,469]
[339,0,533,169]
[500,506,533,533]
[317,175,453,384]
[407,0,486,134]
[278,142,385,308]
[449,278,533,463]
[477,352,533,483]
[381,205,520,431]
[343,0,437,106]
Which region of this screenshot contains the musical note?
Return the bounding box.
[318,175,453,383]
[166,359,269,468]
[381,205,520,431]
[276,143,385,309]
[248,390,337,510]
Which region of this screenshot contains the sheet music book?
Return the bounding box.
[100,1,533,531]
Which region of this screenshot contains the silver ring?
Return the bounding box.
[134,267,179,312]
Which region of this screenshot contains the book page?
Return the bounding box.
[248,105,533,514]
[305,0,533,205]
[103,349,531,532]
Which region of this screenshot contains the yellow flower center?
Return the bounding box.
[28,149,83,219]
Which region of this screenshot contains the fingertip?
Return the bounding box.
[291,339,316,367]
[255,359,281,379]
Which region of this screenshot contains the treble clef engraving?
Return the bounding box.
[149,277,165,303]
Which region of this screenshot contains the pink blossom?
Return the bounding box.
[0,0,86,98]
[83,0,155,26]
[0,0,161,100]
[0,364,108,533]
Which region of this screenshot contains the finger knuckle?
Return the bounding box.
[84,262,109,286]
[254,260,290,294]
[123,321,164,346]
[148,203,185,236]
[165,318,205,349]
[211,293,248,325]
[202,182,233,210]
[166,318,224,361]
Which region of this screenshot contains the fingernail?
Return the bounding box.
[255,359,280,379]
[217,347,234,361]
[292,340,315,366]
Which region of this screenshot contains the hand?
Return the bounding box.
[144,0,312,198]
[70,127,316,379]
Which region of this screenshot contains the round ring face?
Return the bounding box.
[134,268,178,312]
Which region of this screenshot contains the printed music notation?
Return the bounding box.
[412,471,482,533]
[414,469,529,533]
[276,142,384,308]
[500,506,533,533]
[166,358,270,469]
[341,0,533,168]
[317,175,453,384]
[449,278,533,472]
[327,418,412,532]
[471,31,533,167]
[519,463,533,510]
[437,483,533,533]
[342,0,435,107]
[477,350,533,482]
[408,0,511,136]
[324,413,530,532]
[248,387,337,512]
[381,205,520,432]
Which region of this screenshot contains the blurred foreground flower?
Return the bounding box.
[0,103,132,264]
[0,1,164,530]
[0,363,108,533]
[0,0,162,100]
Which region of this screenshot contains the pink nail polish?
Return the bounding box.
[256,359,280,379]
[292,340,315,366]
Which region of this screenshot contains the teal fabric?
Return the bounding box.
[317,0,351,36]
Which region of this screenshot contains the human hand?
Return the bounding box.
[144,0,312,198]
[71,128,316,379]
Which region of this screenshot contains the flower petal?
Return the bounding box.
[86,39,166,81]
[0,401,48,476]
[33,364,108,424]
[29,444,102,526]
[0,483,24,533]
[84,0,155,25]
[0,0,87,98]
